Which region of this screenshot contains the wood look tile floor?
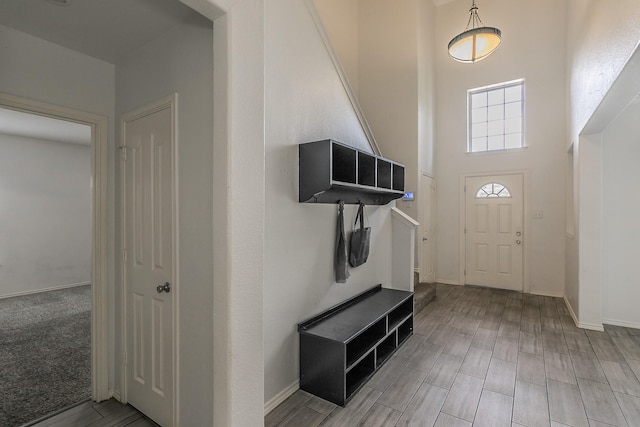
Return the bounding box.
[28,399,158,427]
[266,284,640,427]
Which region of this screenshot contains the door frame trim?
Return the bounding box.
[120,94,179,426]
[458,170,530,293]
[0,92,110,401]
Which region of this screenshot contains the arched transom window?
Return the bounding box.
[475,182,511,198]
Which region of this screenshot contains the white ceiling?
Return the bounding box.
[0,0,198,64]
[0,108,91,145]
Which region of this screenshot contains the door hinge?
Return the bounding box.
[121,248,127,263]
[464,269,466,275]
[464,227,467,234]
[123,351,127,365]
[119,146,127,161]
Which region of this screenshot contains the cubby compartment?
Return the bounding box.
[377,159,392,189]
[298,285,413,406]
[346,318,386,367]
[397,317,413,345]
[376,333,397,366]
[346,351,375,399]
[392,163,405,191]
[388,298,413,331]
[357,152,376,187]
[332,143,357,184]
[299,140,405,204]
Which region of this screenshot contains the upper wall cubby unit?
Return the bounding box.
[299,139,405,205]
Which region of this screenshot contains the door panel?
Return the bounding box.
[465,174,523,291]
[475,244,489,271]
[497,245,512,274]
[475,204,489,233]
[124,105,174,427]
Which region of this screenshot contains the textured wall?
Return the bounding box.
[264,0,394,405]
[602,102,640,327]
[565,0,640,326]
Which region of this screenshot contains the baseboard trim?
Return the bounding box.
[562,295,604,331]
[577,321,604,331]
[530,290,564,298]
[0,281,91,300]
[602,318,640,330]
[436,279,460,286]
[265,380,299,416]
[564,295,580,328]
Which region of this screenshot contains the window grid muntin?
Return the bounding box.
[468,80,524,153]
[475,182,512,198]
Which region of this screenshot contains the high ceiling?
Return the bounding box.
[0,0,198,64]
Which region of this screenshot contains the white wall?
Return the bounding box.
[0,134,90,297]
[314,0,360,97]
[314,0,438,222]
[359,0,420,222]
[264,0,396,406]
[114,12,214,426]
[435,0,567,295]
[566,0,640,145]
[565,0,640,327]
[417,0,436,177]
[0,25,115,117]
[179,0,267,423]
[602,101,640,327]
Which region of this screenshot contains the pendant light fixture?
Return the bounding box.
[448,0,501,63]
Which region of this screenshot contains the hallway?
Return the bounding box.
[267,284,640,426]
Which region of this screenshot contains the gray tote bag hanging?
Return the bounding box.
[349,203,371,267]
[334,201,349,283]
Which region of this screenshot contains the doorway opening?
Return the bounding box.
[0,94,109,424]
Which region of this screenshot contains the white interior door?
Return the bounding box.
[420,173,436,283]
[465,174,523,291]
[123,102,175,427]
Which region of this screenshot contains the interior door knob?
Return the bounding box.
[156,282,171,293]
[516,240,522,245]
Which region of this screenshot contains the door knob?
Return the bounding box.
[516,232,522,236]
[516,240,522,245]
[156,282,171,293]
[422,237,428,241]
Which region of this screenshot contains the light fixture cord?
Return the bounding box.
[465,0,485,30]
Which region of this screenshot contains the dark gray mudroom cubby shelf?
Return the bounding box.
[299,139,405,205]
[298,285,413,406]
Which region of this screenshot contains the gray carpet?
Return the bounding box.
[0,285,91,427]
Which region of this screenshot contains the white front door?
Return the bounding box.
[465,174,523,291]
[123,100,176,427]
[420,173,436,283]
